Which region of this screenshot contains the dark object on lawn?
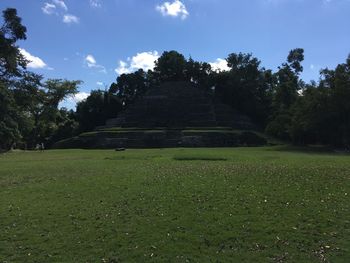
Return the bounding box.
[115,148,126,151]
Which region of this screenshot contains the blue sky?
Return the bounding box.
[1,0,349,108]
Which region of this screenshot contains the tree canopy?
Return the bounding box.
[0,8,82,149]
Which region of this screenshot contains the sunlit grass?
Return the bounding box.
[0,147,349,262]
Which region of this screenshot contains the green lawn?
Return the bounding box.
[0,147,349,262]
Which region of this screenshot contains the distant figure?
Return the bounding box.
[40,143,45,152]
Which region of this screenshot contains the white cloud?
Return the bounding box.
[115,51,160,75]
[209,58,230,72]
[96,81,104,86]
[60,91,90,109]
[73,92,89,102]
[90,0,102,8]
[84,54,106,73]
[85,54,96,65]
[19,48,49,69]
[42,0,67,15]
[42,1,79,25]
[63,14,79,24]
[156,0,189,20]
[42,3,56,15]
[53,0,68,11]
[116,61,131,75]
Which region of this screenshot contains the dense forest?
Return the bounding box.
[1,8,350,150]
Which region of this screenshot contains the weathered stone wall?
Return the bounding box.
[53,130,267,149]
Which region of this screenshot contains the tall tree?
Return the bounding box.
[0,8,27,79]
[0,81,21,149]
[0,8,27,149]
[109,69,148,108]
[186,57,212,90]
[154,51,187,82]
[214,53,273,126]
[265,49,304,139]
[76,90,122,132]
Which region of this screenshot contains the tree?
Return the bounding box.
[265,49,304,139]
[109,69,148,107]
[186,57,212,90]
[49,108,79,145]
[0,81,21,149]
[31,79,82,145]
[0,8,27,79]
[318,55,350,146]
[76,90,122,132]
[154,51,187,82]
[0,8,27,149]
[213,52,273,126]
[44,79,81,109]
[289,83,332,144]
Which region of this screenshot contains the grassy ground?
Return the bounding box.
[0,147,349,262]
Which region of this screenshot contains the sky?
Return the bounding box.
[1,0,349,109]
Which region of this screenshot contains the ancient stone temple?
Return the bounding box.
[55,81,267,148]
[103,81,254,129]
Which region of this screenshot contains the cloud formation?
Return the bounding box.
[19,48,50,69]
[73,92,89,102]
[53,0,68,11]
[209,58,230,72]
[63,14,79,24]
[84,54,106,73]
[156,0,189,20]
[42,1,79,24]
[42,3,56,15]
[115,51,160,75]
[90,0,102,8]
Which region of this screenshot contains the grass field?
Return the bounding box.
[0,147,349,262]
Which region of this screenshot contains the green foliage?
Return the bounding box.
[109,69,148,107]
[214,53,273,126]
[0,8,27,79]
[289,55,350,146]
[265,49,305,140]
[76,90,122,131]
[185,57,212,89]
[154,50,187,81]
[44,79,81,108]
[0,8,27,149]
[0,8,82,149]
[0,147,349,262]
[0,81,20,148]
[287,48,304,74]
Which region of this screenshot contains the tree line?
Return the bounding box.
[1,8,349,150]
[0,8,81,149]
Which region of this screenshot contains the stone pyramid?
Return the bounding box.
[102,81,255,129]
[54,81,266,148]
